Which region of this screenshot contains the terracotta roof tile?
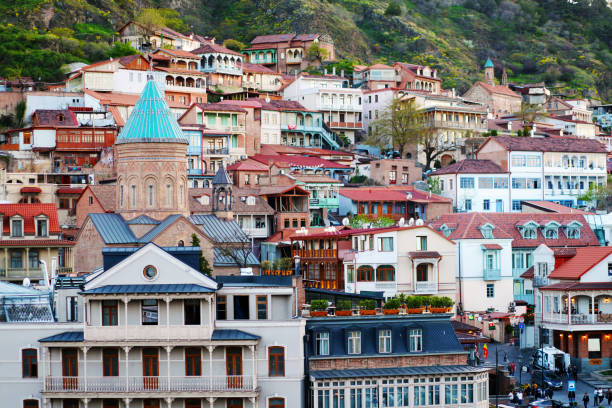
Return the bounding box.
[227,159,269,171]
[251,154,350,169]
[521,201,592,215]
[548,246,612,279]
[408,251,441,258]
[0,203,61,235]
[189,187,274,215]
[433,159,506,175]
[242,62,278,74]
[191,43,243,57]
[540,281,612,291]
[89,185,116,212]
[250,33,297,44]
[56,187,84,195]
[482,244,503,250]
[32,110,77,127]
[340,186,450,203]
[483,136,608,153]
[194,103,247,113]
[20,187,42,193]
[154,49,199,59]
[472,81,521,98]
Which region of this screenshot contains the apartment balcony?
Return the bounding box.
[513,267,528,279]
[291,249,337,259]
[203,148,229,155]
[513,292,534,304]
[84,325,212,342]
[281,124,323,132]
[483,268,501,281]
[327,121,363,129]
[166,84,206,94]
[541,312,612,330]
[241,227,268,238]
[201,66,242,76]
[414,281,438,294]
[44,375,256,394]
[286,56,303,64]
[0,267,43,280]
[425,120,487,131]
[309,197,339,209]
[320,104,362,112]
[533,276,549,288]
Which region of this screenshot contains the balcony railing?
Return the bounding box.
[309,197,339,208]
[483,268,501,281]
[44,375,255,393]
[292,249,337,258]
[414,281,437,294]
[1,267,43,279]
[57,267,73,275]
[84,325,211,342]
[533,276,549,287]
[425,120,487,131]
[327,121,363,129]
[203,148,229,155]
[541,313,612,325]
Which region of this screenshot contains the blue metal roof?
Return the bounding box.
[116,77,188,144]
[55,276,85,289]
[0,281,46,295]
[310,365,486,380]
[212,165,233,185]
[305,316,463,358]
[217,275,293,287]
[484,58,494,68]
[190,214,249,242]
[101,244,203,272]
[212,329,260,341]
[89,213,137,244]
[127,214,161,225]
[40,331,84,343]
[138,214,182,242]
[81,284,216,295]
[213,247,259,267]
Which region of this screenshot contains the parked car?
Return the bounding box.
[529,399,569,407]
[529,370,564,389]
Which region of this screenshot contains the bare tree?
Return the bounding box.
[215,237,254,269]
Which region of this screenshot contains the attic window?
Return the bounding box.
[35,216,48,237]
[479,224,494,239]
[522,227,537,239]
[246,196,256,205]
[57,114,64,122]
[566,227,580,239]
[544,227,558,239]
[10,216,23,237]
[440,224,455,238]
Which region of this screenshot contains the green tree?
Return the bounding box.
[385,1,402,16]
[135,9,165,46]
[305,43,330,62]
[515,103,548,126]
[427,176,442,194]
[191,233,213,276]
[223,39,246,52]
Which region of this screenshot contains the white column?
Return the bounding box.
[165,296,171,341]
[591,293,596,324]
[123,297,129,341]
[123,346,131,392]
[250,345,257,389]
[207,346,214,390]
[165,346,173,391]
[83,346,88,392]
[123,398,131,408]
[567,292,572,325]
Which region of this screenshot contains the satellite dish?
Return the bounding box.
[408,218,415,226]
[22,277,31,287]
[398,217,405,227]
[416,219,424,226]
[342,217,350,226]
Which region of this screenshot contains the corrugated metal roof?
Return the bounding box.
[89,213,137,244]
[138,214,182,242]
[217,276,293,287]
[116,77,188,144]
[213,247,259,267]
[190,214,248,242]
[0,281,46,295]
[81,284,216,295]
[40,331,84,342]
[211,329,260,341]
[127,214,161,225]
[310,365,487,380]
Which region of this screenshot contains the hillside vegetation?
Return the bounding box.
[2,0,611,101]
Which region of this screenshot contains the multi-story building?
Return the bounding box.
[39,243,305,408]
[242,34,335,74]
[282,73,363,144]
[509,83,550,106]
[591,103,612,131]
[527,245,612,372]
[433,159,510,212]
[251,154,352,182]
[368,158,422,186]
[430,212,600,310]
[258,185,311,232]
[476,136,608,208]
[0,203,75,283]
[292,174,341,226]
[305,313,489,408]
[538,114,597,139]
[241,63,283,95]
[546,97,592,123]
[218,99,283,147]
[118,22,204,51]
[353,64,396,90]
[192,43,244,95]
[393,62,443,94]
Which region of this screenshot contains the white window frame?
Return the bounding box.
[409,328,422,352]
[10,216,24,237]
[347,330,361,355]
[379,329,392,353]
[316,331,330,356]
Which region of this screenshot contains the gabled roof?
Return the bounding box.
[126,214,161,225]
[250,33,298,44]
[432,159,506,175]
[32,109,77,127]
[227,158,269,171]
[88,213,137,244]
[548,246,612,280]
[430,213,599,248]
[115,77,188,144]
[484,58,494,68]
[81,283,215,294]
[521,201,592,215]
[251,154,350,169]
[241,62,278,74]
[212,165,233,185]
[189,188,275,215]
[153,48,199,59]
[479,136,607,154]
[0,203,61,235]
[191,43,243,57]
[138,214,182,242]
[189,214,249,242]
[87,185,116,212]
[471,81,520,98]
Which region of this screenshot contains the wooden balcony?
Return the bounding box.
[44,375,255,394]
[291,249,337,259]
[328,121,363,129]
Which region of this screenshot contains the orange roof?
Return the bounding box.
[473,81,521,98]
[548,246,612,280]
[107,106,125,127]
[154,49,200,59]
[0,203,61,235]
[227,158,269,172]
[368,63,393,69]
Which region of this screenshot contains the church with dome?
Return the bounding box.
[73,76,259,275]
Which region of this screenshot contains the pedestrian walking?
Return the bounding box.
[583,392,590,408]
[568,390,576,405]
[598,388,604,405]
[517,390,523,405]
[606,388,612,405]
[573,365,578,381]
[595,389,600,405]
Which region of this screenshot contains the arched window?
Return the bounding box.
[166,183,172,206]
[357,265,373,282]
[148,184,154,206]
[376,265,395,282]
[120,185,124,208]
[131,185,136,207]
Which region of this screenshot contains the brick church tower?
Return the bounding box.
[114,75,190,219]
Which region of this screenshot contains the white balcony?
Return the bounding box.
[414,281,437,294]
[84,325,212,342]
[44,375,255,394]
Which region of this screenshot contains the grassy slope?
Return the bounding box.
[1,0,611,100]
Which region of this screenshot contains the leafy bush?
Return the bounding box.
[310,299,329,311]
[260,260,272,270]
[385,1,402,16]
[336,299,353,311]
[383,298,401,309]
[279,257,293,270]
[405,295,424,309]
[223,39,246,51]
[429,296,454,308]
[359,299,376,310]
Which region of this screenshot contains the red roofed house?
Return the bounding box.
[339,186,452,222]
[393,62,443,95]
[526,244,612,372]
[0,203,75,283]
[192,43,245,95]
[462,59,522,118]
[242,62,283,94]
[429,212,600,316]
[353,64,396,90]
[242,33,335,74]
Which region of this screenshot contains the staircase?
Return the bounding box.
[321,122,342,150]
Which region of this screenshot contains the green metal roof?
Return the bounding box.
[484,58,494,68]
[116,76,188,144]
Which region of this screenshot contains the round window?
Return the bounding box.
[143,265,158,280]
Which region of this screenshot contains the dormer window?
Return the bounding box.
[409,328,423,352]
[519,221,539,239]
[564,221,582,239]
[246,196,256,205]
[440,224,455,238]
[479,223,495,239]
[543,222,560,239]
[57,114,64,122]
[347,330,361,354]
[10,216,23,237]
[316,331,330,356]
[378,328,392,353]
[35,216,48,237]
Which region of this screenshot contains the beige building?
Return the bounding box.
[368,158,422,186]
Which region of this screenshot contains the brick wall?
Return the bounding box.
[309,353,467,370]
[425,201,453,221]
[76,188,105,228]
[73,217,109,273]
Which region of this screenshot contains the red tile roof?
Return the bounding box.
[408,251,441,258]
[0,203,61,235]
[227,158,269,172]
[482,244,503,250]
[481,136,608,153]
[87,185,116,212]
[521,201,592,215]
[56,187,84,195]
[547,246,612,279]
[194,103,247,113]
[154,49,200,59]
[540,281,612,291]
[251,154,350,169]
[340,186,451,203]
[367,63,393,69]
[433,159,506,175]
[32,110,77,127]
[20,187,42,193]
[472,81,521,98]
[191,43,243,57]
[242,62,278,74]
[430,213,599,248]
[0,239,75,247]
[520,266,534,279]
[250,33,298,44]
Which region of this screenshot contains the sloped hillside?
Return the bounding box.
[2,0,611,100]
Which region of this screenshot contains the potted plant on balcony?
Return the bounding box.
[359,299,377,315]
[383,298,401,315]
[336,299,353,316]
[279,257,293,276]
[310,299,329,317]
[272,259,281,276]
[405,295,425,314]
[261,260,272,275]
[429,296,455,313]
